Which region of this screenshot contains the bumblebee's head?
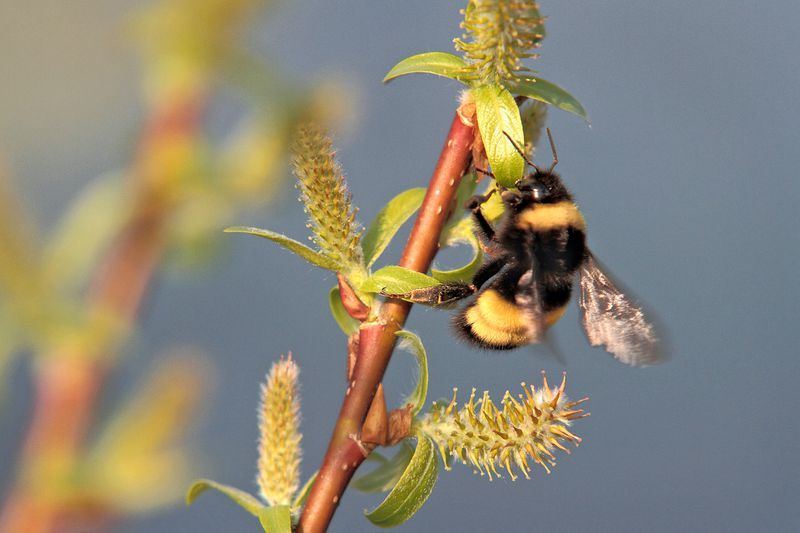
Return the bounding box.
[513,170,572,204]
[500,128,571,207]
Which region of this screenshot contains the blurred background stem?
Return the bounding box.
[0,89,206,533]
[0,1,326,530]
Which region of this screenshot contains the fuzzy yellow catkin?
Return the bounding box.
[257,354,302,506]
[291,124,364,274]
[454,0,547,84]
[415,372,588,480]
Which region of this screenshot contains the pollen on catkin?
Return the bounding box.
[257,354,302,507]
[454,0,547,84]
[291,123,364,274]
[415,372,588,480]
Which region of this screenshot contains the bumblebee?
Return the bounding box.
[390,131,662,367]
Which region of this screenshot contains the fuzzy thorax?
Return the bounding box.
[415,372,587,480]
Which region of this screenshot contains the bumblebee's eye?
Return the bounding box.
[515,176,536,192]
[530,183,548,201]
[515,175,549,200]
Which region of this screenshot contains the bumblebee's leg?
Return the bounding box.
[381,254,509,308]
[482,260,532,300]
[471,254,507,289]
[473,167,495,179]
[382,282,475,308]
[465,191,497,244]
[471,208,496,245]
[465,189,496,210]
[499,189,524,209]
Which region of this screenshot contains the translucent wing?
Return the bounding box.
[514,267,547,343]
[579,251,663,366]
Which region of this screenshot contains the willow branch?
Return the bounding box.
[298,109,475,533]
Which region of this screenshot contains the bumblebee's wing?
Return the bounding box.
[514,267,547,343]
[538,330,568,365]
[578,251,663,366]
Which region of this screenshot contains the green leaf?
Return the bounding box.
[329,287,360,335]
[452,173,479,219]
[439,172,478,238]
[431,253,482,283]
[224,227,339,271]
[395,330,428,416]
[361,266,440,295]
[43,171,129,292]
[432,217,483,283]
[479,183,505,222]
[383,52,468,83]
[292,471,318,510]
[364,437,439,527]
[353,442,415,494]
[429,172,484,283]
[258,505,292,533]
[473,84,525,187]
[186,479,265,516]
[362,188,426,267]
[507,77,589,122]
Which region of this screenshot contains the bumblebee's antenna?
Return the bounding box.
[502,131,538,172]
[473,166,495,179]
[546,128,559,173]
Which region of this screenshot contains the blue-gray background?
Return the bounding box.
[2,1,799,532]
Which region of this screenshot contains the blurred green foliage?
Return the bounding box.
[0,0,347,524]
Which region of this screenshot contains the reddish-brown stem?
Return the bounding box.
[298,110,475,533]
[0,96,203,533]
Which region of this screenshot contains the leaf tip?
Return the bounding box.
[185,479,209,506]
[223,226,247,234]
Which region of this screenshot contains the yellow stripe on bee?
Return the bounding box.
[465,290,531,347]
[516,201,586,232]
[474,290,529,331]
[545,305,568,326]
[468,322,530,347]
[464,291,569,347]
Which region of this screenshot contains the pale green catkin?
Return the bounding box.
[257,354,302,506]
[415,372,588,480]
[291,124,363,274]
[454,0,547,84]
